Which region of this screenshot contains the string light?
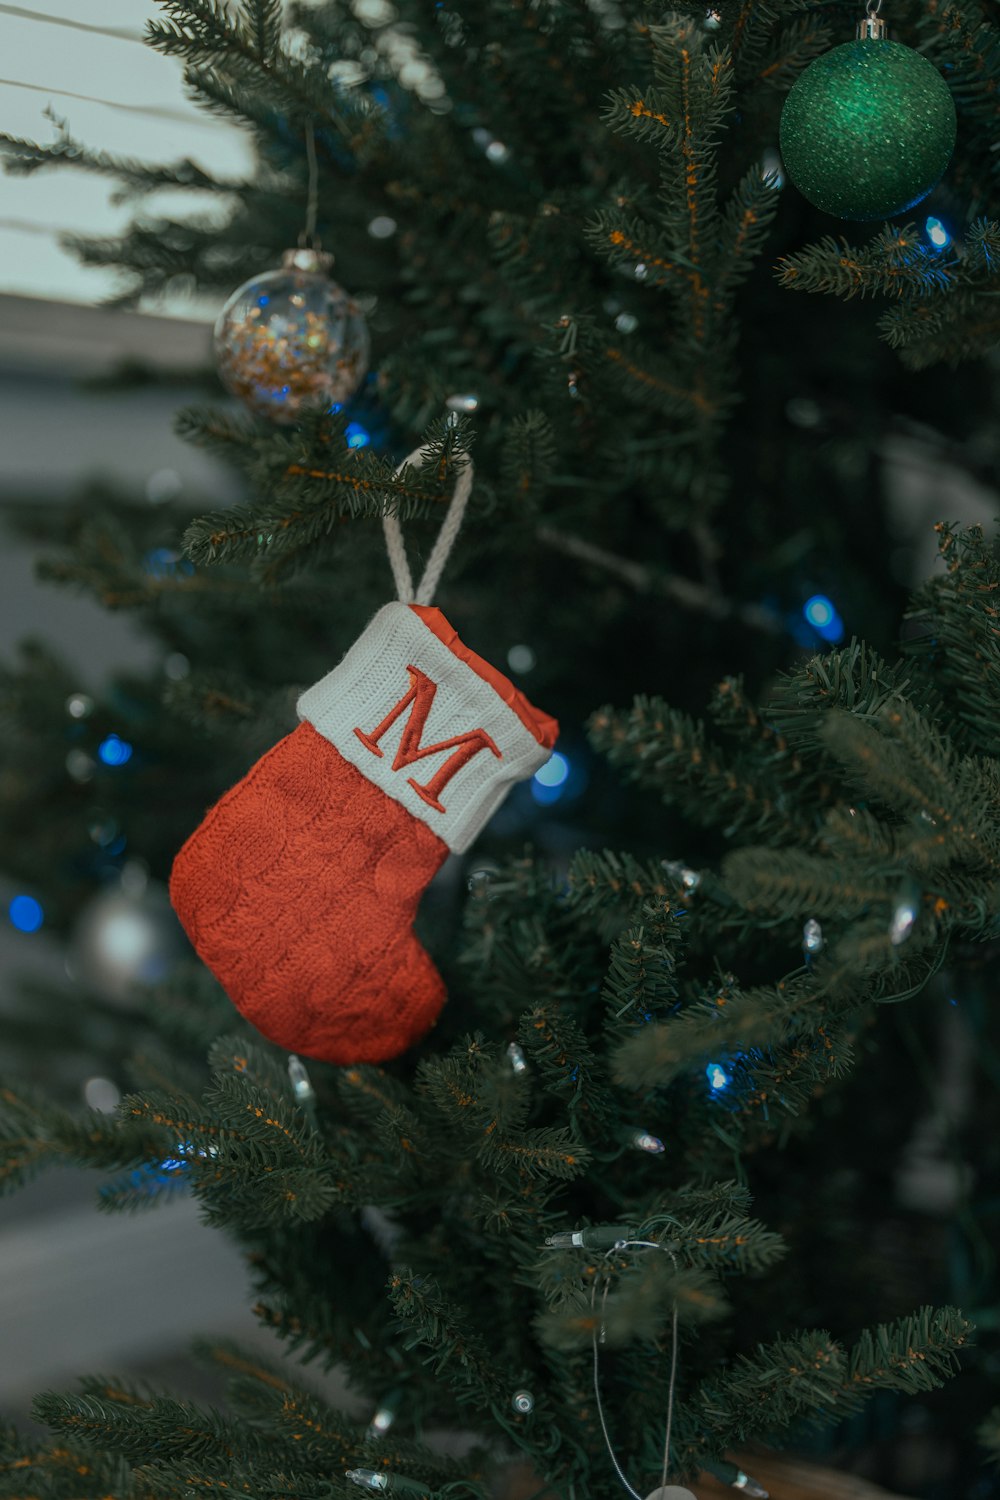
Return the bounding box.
[345,1472,389,1492]
[925,215,950,249]
[535,752,569,788]
[365,1390,402,1440]
[510,1390,535,1414]
[545,1224,636,1250]
[66,749,96,783]
[97,734,133,767]
[65,693,94,719]
[662,859,701,893]
[889,898,918,945]
[8,894,43,933]
[506,1042,528,1074]
[287,1055,316,1105]
[761,145,785,189]
[83,1076,121,1113]
[466,868,495,900]
[345,421,370,449]
[802,917,824,956]
[143,547,194,578]
[706,1062,731,1093]
[803,593,845,643]
[630,1129,665,1154]
[532,750,572,805]
[165,652,190,681]
[507,643,535,672]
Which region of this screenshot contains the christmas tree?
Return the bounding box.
[2,2,1000,1497]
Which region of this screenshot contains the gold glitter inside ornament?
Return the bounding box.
[214,249,369,422]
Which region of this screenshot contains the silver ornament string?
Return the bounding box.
[300,117,320,251]
[590,1239,682,1500]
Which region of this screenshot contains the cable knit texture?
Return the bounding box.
[170,722,449,1064]
[169,605,558,1066]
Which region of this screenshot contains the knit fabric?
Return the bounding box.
[170,604,558,1065]
[171,722,447,1063]
[298,602,558,853]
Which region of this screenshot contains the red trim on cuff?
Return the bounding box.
[409,604,559,750]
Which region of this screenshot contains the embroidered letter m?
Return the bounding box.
[354,665,501,813]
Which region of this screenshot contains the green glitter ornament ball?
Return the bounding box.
[779,39,956,221]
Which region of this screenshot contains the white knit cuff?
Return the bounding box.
[297,603,553,853]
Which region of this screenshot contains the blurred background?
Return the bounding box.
[1,0,266,1424]
[2,0,998,1462]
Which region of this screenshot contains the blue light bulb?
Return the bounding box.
[706,1062,731,1092]
[804,594,833,628]
[925,216,950,249]
[9,895,44,933]
[803,594,845,644]
[97,734,133,767]
[345,421,370,449]
[534,752,570,789]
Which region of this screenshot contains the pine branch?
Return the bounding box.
[676,1306,971,1465]
[588,694,815,845]
[777,224,957,300]
[610,974,832,1091]
[903,521,1000,754]
[387,1270,508,1408]
[752,15,834,91]
[182,418,473,566]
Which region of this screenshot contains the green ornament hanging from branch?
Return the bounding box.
[779,1,956,221]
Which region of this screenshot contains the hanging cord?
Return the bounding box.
[382,447,474,606]
[299,117,320,250]
[590,1240,681,1500]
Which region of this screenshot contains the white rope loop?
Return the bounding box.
[383,445,473,606]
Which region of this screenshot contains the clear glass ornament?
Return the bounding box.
[214,248,369,423]
[70,876,186,1005]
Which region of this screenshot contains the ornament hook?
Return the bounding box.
[858,0,888,39]
[298,117,322,253]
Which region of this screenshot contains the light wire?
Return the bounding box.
[590,1239,682,1500]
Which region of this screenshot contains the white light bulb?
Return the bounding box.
[802,917,824,955]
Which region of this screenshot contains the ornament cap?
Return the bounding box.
[856,13,888,39]
[281,246,335,274]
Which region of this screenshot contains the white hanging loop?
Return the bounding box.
[382,446,473,606]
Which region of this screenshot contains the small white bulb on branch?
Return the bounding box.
[630,1129,665,1154]
[346,1472,389,1493]
[732,1472,769,1497]
[506,1042,528,1074]
[662,859,701,894]
[287,1055,315,1105]
[889,898,918,946]
[802,917,824,956]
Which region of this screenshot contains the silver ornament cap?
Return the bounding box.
[281,245,335,273]
[645,1489,697,1500]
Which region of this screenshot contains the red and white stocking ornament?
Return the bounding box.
[170,451,558,1065]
